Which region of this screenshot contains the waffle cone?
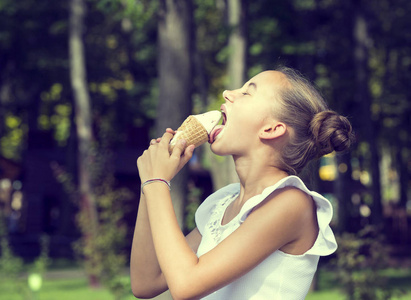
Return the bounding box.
[169,116,209,153]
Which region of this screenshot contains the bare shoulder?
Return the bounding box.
[245,185,317,240]
[249,185,318,254]
[255,185,315,220]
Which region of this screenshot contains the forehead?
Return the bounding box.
[246,70,290,95]
[250,70,289,85]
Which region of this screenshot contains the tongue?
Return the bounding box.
[209,125,224,144]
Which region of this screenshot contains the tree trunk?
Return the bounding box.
[0,62,13,141]
[69,0,99,288]
[335,153,354,232]
[157,0,194,229]
[227,0,247,85]
[353,2,383,227]
[396,145,408,209]
[207,0,246,190]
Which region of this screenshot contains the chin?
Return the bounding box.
[210,141,232,157]
[210,143,222,155]
[210,141,223,155]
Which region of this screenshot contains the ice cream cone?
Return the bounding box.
[169,110,221,153]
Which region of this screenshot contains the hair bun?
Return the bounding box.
[309,110,355,156]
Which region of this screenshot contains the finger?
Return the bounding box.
[170,139,187,157]
[160,131,175,146]
[166,128,175,134]
[150,139,157,145]
[181,144,195,164]
[137,151,147,168]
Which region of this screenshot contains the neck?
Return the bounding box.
[232,153,290,203]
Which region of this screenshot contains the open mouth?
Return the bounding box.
[209,107,227,144]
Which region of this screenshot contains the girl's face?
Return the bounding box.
[210,71,288,157]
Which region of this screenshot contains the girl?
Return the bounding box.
[131,67,354,300]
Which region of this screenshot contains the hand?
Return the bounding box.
[137,128,195,183]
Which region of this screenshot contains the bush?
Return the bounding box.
[0,211,26,299]
[53,119,133,300]
[333,225,405,300]
[73,176,132,299]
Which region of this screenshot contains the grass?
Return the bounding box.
[0,276,136,300]
[0,267,410,300]
[306,267,411,300]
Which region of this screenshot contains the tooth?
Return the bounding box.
[169,111,222,152]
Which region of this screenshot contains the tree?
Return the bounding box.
[156,0,194,228]
[352,0,383,227]
[306,0,361,232]
[367,0,411,211]
[69,0,99,287]
[329,0,360,233]
[0,0,70,160]
[207,0,247,190]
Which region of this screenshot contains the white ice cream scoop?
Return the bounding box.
[169,110,222,152]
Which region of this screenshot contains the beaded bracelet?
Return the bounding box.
[141,178,171,194]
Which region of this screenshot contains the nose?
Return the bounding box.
[223,90,234,103]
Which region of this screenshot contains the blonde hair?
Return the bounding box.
[274,66,355,175]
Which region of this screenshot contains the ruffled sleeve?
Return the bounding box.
[195,183,240,235]
[238,176,337,256]
[304,190,338,256]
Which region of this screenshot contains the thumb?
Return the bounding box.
[180,144,195,165]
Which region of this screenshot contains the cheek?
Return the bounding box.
[231,111,264,134]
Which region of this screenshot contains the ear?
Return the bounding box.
[259,122,287,140]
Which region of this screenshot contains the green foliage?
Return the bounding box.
[93,0,158,28]
[194,0,229,110]
[0,113,26,160]
[0,0,160,161]
[30,235,51,276]
[0,213,51,299]
[333,226,405,300]
[53,115,133,299]
[55,161,133,299]
[72,174,132,299]
[37,83,72,146]
[0,211,26,299]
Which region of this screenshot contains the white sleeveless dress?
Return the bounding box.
[195,176,337,300]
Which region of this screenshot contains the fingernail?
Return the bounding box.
[180,139,187,146]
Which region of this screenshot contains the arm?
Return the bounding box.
[130,130,202,298]
[130,192,202,299]
[129,192,166,298]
